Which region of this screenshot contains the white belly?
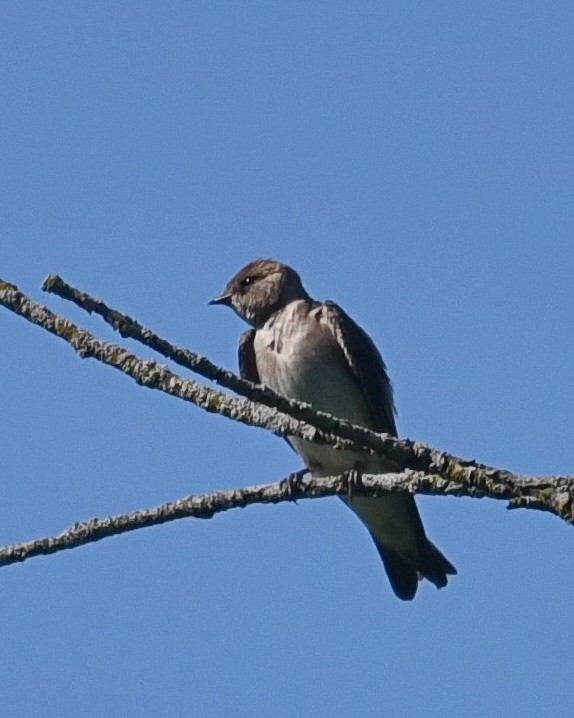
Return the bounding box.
[253,302,419,561]
[254,303,373,476]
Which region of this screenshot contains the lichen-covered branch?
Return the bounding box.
[41,273,404,457]
[1,276,574,539]
[41,275,568,514]
[0,469,570,567]
[0,278,478,475]
[2,277,347,450]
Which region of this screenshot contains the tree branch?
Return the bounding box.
[0,470,570,567]
[0,277,483,473]
[41,273,408,461]
[38,276,572,515]
[1,274,573,569]
[2,278,341,449]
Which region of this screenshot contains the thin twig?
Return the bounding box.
[2,278,348,450]
[41,273,408,461]
[40,276,560,506]
[1,276,573,539]
[0,470,570,568]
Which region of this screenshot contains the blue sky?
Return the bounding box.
[1,2,573,716]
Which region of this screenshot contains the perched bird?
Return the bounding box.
[210,259,455,600]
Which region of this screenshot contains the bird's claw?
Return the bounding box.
[344,466,364,502]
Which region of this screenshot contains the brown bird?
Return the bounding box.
[211,259,456,599]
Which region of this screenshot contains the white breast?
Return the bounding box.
[253,301,371,476]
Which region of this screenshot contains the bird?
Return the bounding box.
[210,258,456,600]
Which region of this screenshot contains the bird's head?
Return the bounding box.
[210,259,309,327]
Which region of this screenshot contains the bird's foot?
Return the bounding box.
[344,464,364,502]
[281,469,308,502]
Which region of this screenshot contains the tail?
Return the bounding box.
[344,493,456,600]
[375,538,457,601]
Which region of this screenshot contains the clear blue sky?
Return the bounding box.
[1,2,573,716]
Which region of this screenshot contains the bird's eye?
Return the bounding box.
[240,276,253,288]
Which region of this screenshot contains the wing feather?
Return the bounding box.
[238,329,260,383]
[320,301,397,436]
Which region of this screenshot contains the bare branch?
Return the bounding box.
[2,277,344,449]
[41,273,406,459]
[0,278,475,472]
[1,276,573,548]
[40,275,568,513]
[1,470,572,568]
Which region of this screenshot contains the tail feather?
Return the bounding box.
[420,539,457,589]
[344,494,456,600]
[373,536,457,600]
[377,546,418,601]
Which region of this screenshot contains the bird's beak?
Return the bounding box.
[209,293,233,307]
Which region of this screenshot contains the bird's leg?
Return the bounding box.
[344,463,364,502]
[281,468,308,502]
